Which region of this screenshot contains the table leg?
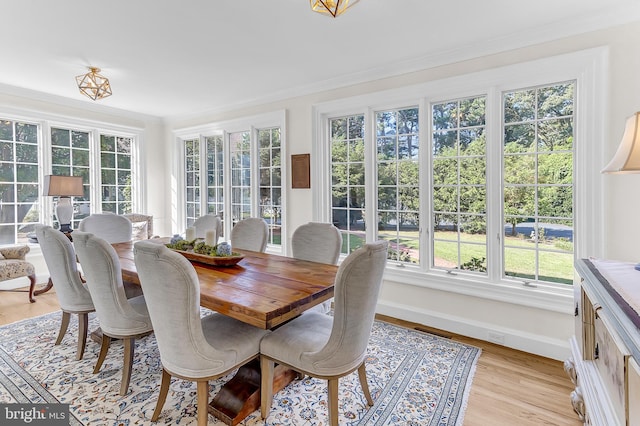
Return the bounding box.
[208,359,298,426]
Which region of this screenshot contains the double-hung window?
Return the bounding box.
[314,50,603,298]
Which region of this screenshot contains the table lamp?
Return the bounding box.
[44,175,84,233]
[602,111,640,270]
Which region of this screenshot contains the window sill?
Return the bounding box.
[382,264,574,314]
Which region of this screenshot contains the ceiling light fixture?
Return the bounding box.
[75,67,112,100]
[310,0,360,18]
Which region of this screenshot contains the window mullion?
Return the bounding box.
[485,87,503,283]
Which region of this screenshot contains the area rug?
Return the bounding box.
[0,310,480,425]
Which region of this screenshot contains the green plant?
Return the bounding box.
[460,256,487,272]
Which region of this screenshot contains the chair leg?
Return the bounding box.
[28,274,36,303]
[328,377,339,426]
[76,313,89,360]
[357,363,374,406]
[93,335,112,374]
[120,337,135,396]
[260,356,275,419]
[152,369,172,421]
[55,312,71,346]
[196,380,210,426]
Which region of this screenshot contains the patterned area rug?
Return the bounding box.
[0,311,480,425]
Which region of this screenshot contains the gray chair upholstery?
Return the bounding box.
[260,241,388,426]
[35,225,95,360]
[73,231,153,396]
[77,213,133,243]
[292,222,342,264]
[192,213,222,241]
[230,217,268,252]
[133,240,269,426]
[292,222,342,314]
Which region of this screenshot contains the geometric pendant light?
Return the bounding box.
[75,67,112,100]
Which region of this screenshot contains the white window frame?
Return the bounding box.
[173,110,287,254]
[312,48,606,312]
[0,108,144,243]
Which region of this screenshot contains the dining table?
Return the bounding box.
[112,239,338,425]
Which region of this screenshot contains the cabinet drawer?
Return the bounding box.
[594,309,630,424]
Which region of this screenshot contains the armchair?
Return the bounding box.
[0,245,37,303]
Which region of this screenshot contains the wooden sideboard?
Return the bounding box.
[567,259,640,425]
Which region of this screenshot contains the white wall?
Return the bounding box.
[164,21,640,360]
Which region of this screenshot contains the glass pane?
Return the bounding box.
[51,128,70,146]
[538,152,573,184]
[101,135,115,151]
[117,154,131,169]
[0,121,13,140]
[538,250,573,284]
[433,131,457,156]
[460,243,487,273]
[52,147,71,165]
[504,90,535,122]
[538,83,574,118]
[433,102,457,130]
[15,143,38,163]
[433,240,458,269]
[504,154,535,184]
[504,123,535,151]
[72,131,89,149]
[538,186,573,218]
[504,186,535,217]
[504,247,536,281]
[538,118,573,151]
[433,186,457,213]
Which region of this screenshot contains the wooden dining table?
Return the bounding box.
[112,239,338,425]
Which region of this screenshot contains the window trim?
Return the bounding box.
[312,48,607,311]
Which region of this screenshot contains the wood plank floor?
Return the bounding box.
[1,285,581,425]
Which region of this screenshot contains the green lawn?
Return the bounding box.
[344,230,573,284]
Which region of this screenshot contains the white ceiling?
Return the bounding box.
[2,0,639,120]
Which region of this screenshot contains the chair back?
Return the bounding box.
[73,231,151,336]
[78,214,132,243]
[230,218,268,252]
[305,241,388,375]
[122,213,154,240]
[292,222,342,264]
[193,214,222,240]
[133,240,239,376]
[34,225,94,312]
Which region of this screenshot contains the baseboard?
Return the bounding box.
[377,300,570,361]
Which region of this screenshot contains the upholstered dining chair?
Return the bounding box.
[35,225,95,360]
[192,213,223,241]
[73,231,154,396]
[230,217,268,252]
[77,213,132,243]
[292,222,342,314]
[122,213,156,240]
[260,241,388,426]
[133,240,270,426]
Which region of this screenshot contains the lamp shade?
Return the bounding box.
[602,112,640,174]
[44,175,84,197]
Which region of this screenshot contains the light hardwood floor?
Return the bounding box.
[1,285,581,425]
